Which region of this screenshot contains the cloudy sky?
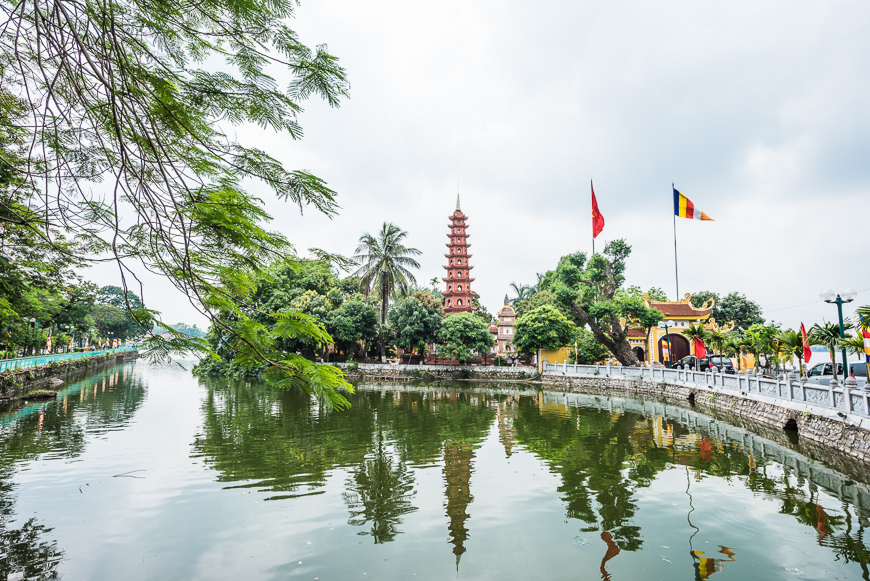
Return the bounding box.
[93,0,870,334]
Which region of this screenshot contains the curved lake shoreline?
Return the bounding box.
[1,361,869,580]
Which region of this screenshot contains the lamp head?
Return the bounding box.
[842,288,857,303]
[820,289,836,303]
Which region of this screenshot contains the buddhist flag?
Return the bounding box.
[863,329,870,364]
[591,181,605,238]
[46,328,52,351]
[674,189,714,221]
[693,336,706,358]
[84,336,89,349]
[662,335,670,360]
[801,322,812,364]
[69,334,74,350]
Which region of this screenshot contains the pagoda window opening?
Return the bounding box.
[448,285,452,291]
[457,299,462,306]
[457,259,462,264]
[447,299,452,306]
[457,285,462,291]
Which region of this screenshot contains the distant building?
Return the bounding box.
[442,194,476,314]
[491,296,517,354]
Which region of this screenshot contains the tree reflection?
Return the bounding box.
[344,435,416,544]
[0,364,142,580]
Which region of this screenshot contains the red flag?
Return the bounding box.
[591,181,604,238]
[693,336,706,358]
[801,322,811,363]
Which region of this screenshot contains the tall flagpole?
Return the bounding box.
[673,182,679,300]
[591,179,595,256]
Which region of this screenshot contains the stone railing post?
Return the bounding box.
[606,362,612,377]
[844,376,858,413]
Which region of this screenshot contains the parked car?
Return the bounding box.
[805,361,868,388]
[674,354,735,374]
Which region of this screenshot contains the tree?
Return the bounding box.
[509,281,536,305]
[388,292,443,356]
[856,305,870,330]
[96,286,144,310]
[328,301,379,359]
[351,223,421,362]
[809,321,851,378]
[513,305,577,356]
[567,329,611,364]
[2,0,353,407]
[436,313,494,363]
[779,329,807,375]
[682,324,708,368]
[541,241,665,366]
[690,291,764,329]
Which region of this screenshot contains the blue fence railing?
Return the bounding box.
[0,348,137,373]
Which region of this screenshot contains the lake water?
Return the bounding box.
[1,359,869,580]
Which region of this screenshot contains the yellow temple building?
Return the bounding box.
[632,293,731,365]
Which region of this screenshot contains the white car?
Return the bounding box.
[805,361,868,388]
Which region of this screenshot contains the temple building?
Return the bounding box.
[632,293,723,365]
[442,195,475,314]
[490,296,517,353]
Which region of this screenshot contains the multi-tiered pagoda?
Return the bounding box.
[442,194,475,314]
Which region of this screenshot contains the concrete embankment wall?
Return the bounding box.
[336,363,538,382]
[541,374,870,464]
[0,350,140,401]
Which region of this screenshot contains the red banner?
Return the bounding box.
[693,336,706,358]
[801,322,811,363]
[591,182,604,239]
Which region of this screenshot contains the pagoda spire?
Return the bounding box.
[443,196,475,314]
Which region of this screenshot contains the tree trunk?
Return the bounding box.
[379,284,388,362]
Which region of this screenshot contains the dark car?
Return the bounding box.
[675,354,735,373]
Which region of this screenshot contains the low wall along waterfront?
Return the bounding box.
[0,349,140,401]
[540,362,870,464]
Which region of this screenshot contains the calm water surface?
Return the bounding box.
[1,360,870,580]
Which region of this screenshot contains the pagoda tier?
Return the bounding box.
[443,194,476,314]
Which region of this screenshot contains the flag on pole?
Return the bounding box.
[662,335,670,360]
[674,189,714,221]
[693,336,706,359]
[46,328,52,351]
[84,336,89,349]
[863,329,870,364]
[801,323,812,364]
[68,334,74,350]
[591,182,605,238]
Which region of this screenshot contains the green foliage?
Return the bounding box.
[537,241,663,366]
[513,305,576,355]
[388,291,443,354]
[690,291,764,329]
[436,312,494,362]
[808,321,851,375]
[614,285,668,303]
[566,329,611,364]
[327,300,379,358]
[2,0,353,404]
[352,223,421,361]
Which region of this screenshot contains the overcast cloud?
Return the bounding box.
[91,0,870,333]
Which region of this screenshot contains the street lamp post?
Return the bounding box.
[820,288,857,381]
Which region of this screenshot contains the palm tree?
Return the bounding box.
[683,323,708,369]
[352,223,421,362]
[508,281,535,304]
[856,305,870,330]
[779,330,806,375]
[808,321,852,380]
[838,334,865,359]
[723,334,744,372]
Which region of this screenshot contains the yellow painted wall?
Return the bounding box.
[538,348,570,372]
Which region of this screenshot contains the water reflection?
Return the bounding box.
[0,364,143,580]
